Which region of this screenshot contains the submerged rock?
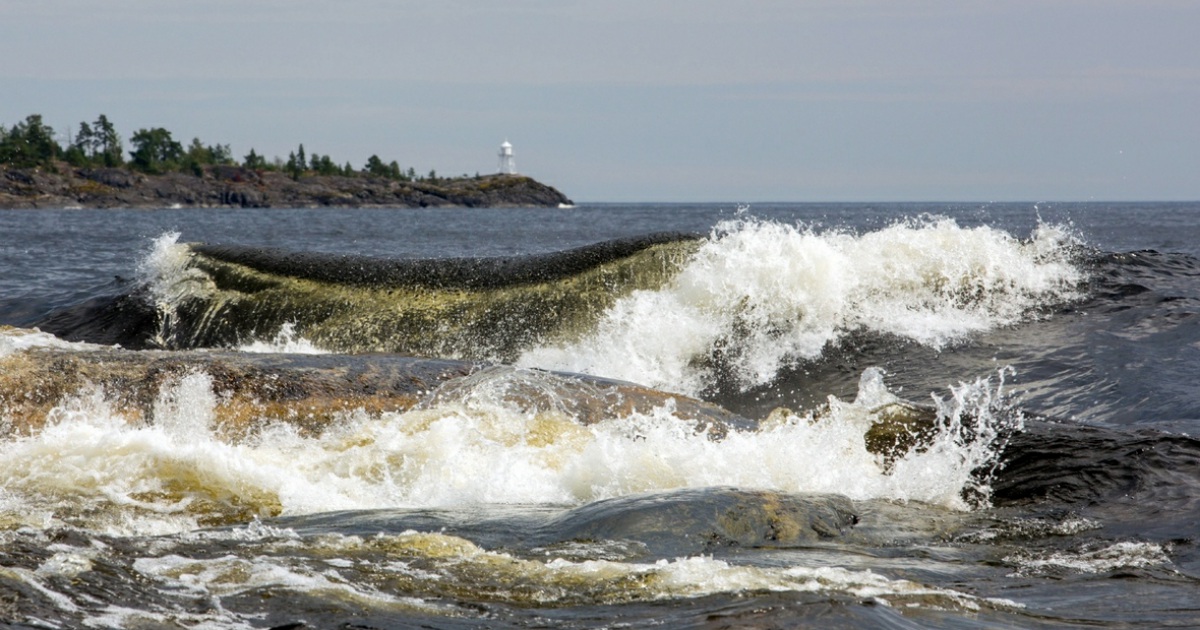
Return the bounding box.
[0,343,746,438]
[263,486,859,559]
[541,487,859,553]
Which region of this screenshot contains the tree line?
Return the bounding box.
[0,113,453,182]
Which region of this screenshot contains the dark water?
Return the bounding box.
[3,201,1200,628]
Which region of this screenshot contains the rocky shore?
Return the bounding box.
[0,164,573,209]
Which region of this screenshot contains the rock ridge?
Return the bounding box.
[0,164,573,209]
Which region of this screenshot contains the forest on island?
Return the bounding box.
[0,113,456,183]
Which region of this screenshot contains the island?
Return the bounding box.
[0,166,574,209]
[0,113,573,209]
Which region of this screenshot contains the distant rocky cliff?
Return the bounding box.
[0,165,573,209]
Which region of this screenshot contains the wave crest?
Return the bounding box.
[520,216,1085,394]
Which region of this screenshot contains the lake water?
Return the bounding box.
[2,201,1200,628]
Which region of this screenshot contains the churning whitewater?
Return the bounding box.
[7,202,1198,629]
[0,351,1018,539]
[520,216,1084,394]
[127,215,1084,396]
[2,215,1083,533]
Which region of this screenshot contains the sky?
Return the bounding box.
[2,1,1198,202]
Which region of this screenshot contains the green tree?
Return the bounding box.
[0,114,61,168]
[180,137,210,175]
[74,122,96,158]
[313,154,340,176]
[63,144,89,166]
[243,148,266,170]
[210,143,233,165]
[285,150,302,180]
[129,127,183,173]
[93,115,123,166]
[364,154,391,177]
[63,120,93,166]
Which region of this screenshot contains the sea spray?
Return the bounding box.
[889,366,1024,509]
[0,364,1021,537]
[519,216,1084,395]
[136,232,216,349]
[236,322,329,354]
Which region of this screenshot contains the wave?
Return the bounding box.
[35,216,1085,398]
[522,216,1085,394]
[0,361,1021,536]
[133,231,698,357]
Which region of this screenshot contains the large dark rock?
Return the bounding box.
[80,167,142,189]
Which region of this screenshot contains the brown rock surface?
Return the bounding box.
[0,344,748,439]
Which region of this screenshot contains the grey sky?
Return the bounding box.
[3,1,1197,201]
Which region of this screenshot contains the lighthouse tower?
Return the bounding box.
[498,140,516,175]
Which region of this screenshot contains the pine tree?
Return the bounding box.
[93,114,123,166]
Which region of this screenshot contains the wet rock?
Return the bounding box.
[0,345,468,436]
[540,487,858,553]
[422,364,752,437]
[0,343,747,439]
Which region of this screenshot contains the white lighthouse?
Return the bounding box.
[498,140,517,175]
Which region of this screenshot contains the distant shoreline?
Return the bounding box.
[0,164,573,210]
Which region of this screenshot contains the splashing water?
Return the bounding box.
[137,232,216,349]
[0,326,102,359]
[0,365,1020,535]
[519,216,1084,395]
[237,322,329,354]
[124,528,1022,612]
[137,231,206,305]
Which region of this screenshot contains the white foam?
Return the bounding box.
[132,552,450,615]
[153,371,219,442]
[0,382,297,535]
[0,325,105,359]
[0,366,1017,536]
[134,529,1020,612]
[137,232,207,303]
[83,605,258,630]
[137,232,216,348]
[236,322,329,354]
[0,565,81,614]
[36,546,97,579]
[1006,541,1171,577]
[519,216,1083,395]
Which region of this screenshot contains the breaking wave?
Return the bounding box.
[0,364,1020,538]
[520,216,1084,395]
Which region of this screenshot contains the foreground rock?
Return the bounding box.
[0,344,748,438]
[0,164,573,209]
